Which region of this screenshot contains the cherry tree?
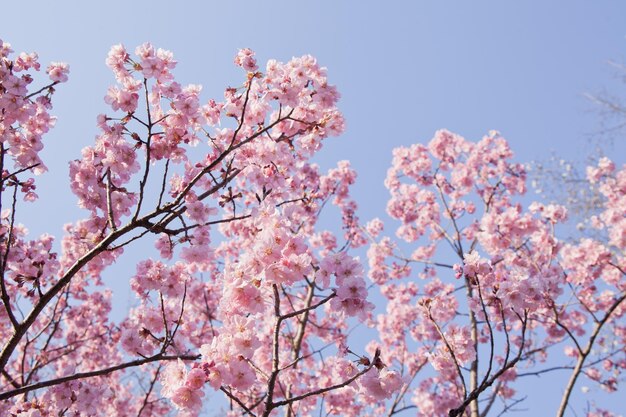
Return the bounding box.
[362,132,625,417]
[0,40,624,417]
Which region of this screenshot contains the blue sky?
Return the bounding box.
[4,1,626,415]
[5,1,626,233]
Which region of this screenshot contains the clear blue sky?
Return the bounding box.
[5,1,626,232]
[4,1,626,416]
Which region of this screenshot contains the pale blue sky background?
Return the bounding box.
[6,1,626,233]
[3,1,626,416]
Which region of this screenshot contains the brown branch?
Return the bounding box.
[479,381,501,417]
[137,364,162,417]
[260,285,336,417]
[556,291,626,417]
[0,103,299,374]
[168,107,292,211]
[220,386,257,416]
[495,395,527,417]
[25,81,59,99]
[427,308,467,399]
[168,283,188,346]
[448,310,528,417]
[285,281,316,417]
[386,362,427,417]
[0,184,20,329]
[132,78,153,221]
[466,279,480,417]
[271,363,374,409]
[551,305,583,355]
[261,284,283,417]
[518,345,625,379]
[157,159,170,208]
[280,291,336,321]
[0,353,199,400]
[105,169,117,231]
[0,163,42,185]
[0,212,149,373]
[434,175,464,257]
[499,300,512,366]
[1,369,20,389]
[475,280,495,395]
[230,77,254,148]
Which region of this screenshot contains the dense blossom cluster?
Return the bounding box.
[0,39,624,417]
[363,130,625,417]
[1,40,67,196]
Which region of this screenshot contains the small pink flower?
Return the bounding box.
[185,368,206,390]
[170,386,204,410]
[46,62,69,82]
[234,48,258,72]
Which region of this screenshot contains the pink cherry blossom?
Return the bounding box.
[46,62,69,82]
[0,39,623,417]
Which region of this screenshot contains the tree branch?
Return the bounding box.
[0,353,199,400]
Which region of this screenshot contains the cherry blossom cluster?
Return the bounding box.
[179,202,378,414]
[363,129,625,416]
[1,39,68,183]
